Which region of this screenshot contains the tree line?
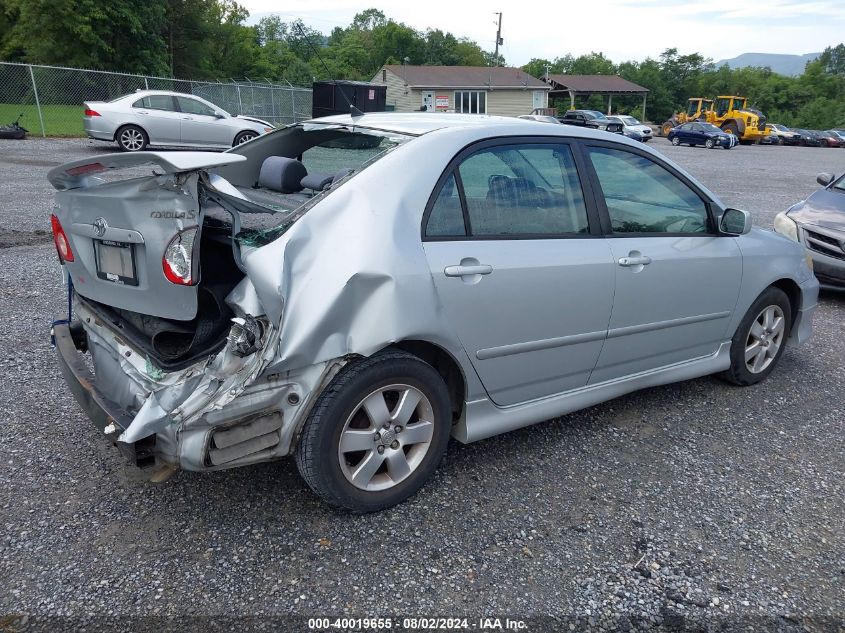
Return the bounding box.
[525,46,845,129]
[1,1,843,127]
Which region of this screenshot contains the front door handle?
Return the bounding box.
[182,116,193,120]
[618,255,652,267]
[444,264,493,277]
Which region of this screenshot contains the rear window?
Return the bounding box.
[220,126,407,246]
[301,135,396,175]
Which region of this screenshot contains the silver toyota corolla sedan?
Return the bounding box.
[83,90,274,152]
[49,113,818,512]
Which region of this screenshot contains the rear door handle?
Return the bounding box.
[182,116,193,120]
[618,256,652,267]
[444,264,493,277]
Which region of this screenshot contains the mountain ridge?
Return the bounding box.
[715,52,820,76]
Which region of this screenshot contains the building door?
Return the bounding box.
[533,90,545,111]
[421,91,434,112]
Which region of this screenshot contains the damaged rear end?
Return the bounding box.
[47,132,397,473]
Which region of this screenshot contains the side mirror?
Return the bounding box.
[719,208,752,235]
[816,172,835,187]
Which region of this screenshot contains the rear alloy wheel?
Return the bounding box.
[233,130,258,146]
[720,287,792,386]
[671,136,681,146]
[295,350,451,512]
[705,138,715,149]
[116,125,148,152]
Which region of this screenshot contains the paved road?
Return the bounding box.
[0,137,842,632]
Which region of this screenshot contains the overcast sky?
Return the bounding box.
[241,0,844,66]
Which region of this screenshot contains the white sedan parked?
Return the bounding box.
[83,90,274,152]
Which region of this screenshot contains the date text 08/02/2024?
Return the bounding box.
[307,618,529,630]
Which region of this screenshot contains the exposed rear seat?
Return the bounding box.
[235,157,351,211]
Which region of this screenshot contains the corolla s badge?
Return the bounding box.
[93,217,108,237]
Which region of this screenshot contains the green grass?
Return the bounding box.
[0,103,85,137]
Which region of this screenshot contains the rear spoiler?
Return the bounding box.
[48,151,247,191]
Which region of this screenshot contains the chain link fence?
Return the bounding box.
[0,61,313,137]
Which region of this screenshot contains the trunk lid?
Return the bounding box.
[50,151,247,321]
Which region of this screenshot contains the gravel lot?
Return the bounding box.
[0,137,843,632]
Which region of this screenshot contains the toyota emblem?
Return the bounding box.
[93,217,107,237]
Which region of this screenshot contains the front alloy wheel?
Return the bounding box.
[744,305,786,374]
[295,350,451,512]
[671,136,681,146]
[234,130,258,146]
[721,287,792,386]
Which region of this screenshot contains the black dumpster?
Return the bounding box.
[312,80,386,118]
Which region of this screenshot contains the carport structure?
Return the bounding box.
[545,74,649,120]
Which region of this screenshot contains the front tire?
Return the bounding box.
[233,130,258,146]
[720,287,792,386]
[295,350,452,512]
[671,136,681,146]
[116,125,148,152]
[705,138,715,149]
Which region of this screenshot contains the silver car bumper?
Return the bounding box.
[83,117,115,141]
[59,296,344,472]
[792,276,819,344]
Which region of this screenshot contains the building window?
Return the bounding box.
[454,90,486,114]
[382,69,387,82]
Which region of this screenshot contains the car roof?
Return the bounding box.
[120,90,202,100]
[304,112,623,141]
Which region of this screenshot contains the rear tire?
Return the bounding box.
[295,350,452,512]
[116,125,148,152]
[720,287,792,386]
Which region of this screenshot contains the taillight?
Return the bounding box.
[50,214,74,262]
[84,108,100,117]
[162,227,198,285]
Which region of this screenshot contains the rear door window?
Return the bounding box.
[133,95,176,111]
[425,143,590,238]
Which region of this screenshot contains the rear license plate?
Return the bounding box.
[94,240,138,286]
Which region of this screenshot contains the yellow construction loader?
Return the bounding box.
[661,98,713,136]
[662,96,770,143]
[706,96,770,143]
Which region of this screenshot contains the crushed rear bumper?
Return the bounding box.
[52,321,155,467]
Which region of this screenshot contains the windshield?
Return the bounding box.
[700,123,722,134]
[619,116,639,125]
[583,110,608,120]
[833,174,845,192]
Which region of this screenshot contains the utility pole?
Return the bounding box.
[493,12,503,67]
[544,63,551,82]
